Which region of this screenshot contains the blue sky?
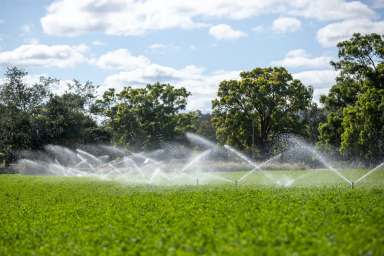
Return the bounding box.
[0,0,383,111]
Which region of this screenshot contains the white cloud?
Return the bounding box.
[272,49,332,69]
[317,18,384,47]
[0,43,88,68]
[209,24,247,40]
[290,0,374,21]
[93,49,150,70]
[272,17,301,33]
[95,49,239,111]
[293,69,338,101]
[41,0,375,36]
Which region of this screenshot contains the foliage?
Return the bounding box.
[0,175,383,255]
[212,67,312,158]
[195,113,217,142]
[37,94,100,146]
[340,88,384,163]
[93,83,198,150]
[319,33,384,164]
[0,68,104,164]
[0,67,52,112]
[0,67,56,163]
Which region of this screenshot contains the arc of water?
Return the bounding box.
[120,157,146,178]
[288,137,352,186]
[76,154,94,169]
[132,152,161,165]
[224,145,277,184]
[148,168,172,184]
[180,149,212,172]
[76,149,103,164]
[149,169,161,184]
[354,161,384,185]
[186,133,218,149]
[238,153,283,183]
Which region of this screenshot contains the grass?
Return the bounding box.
[220,168,384,187]
[0,174,384,255]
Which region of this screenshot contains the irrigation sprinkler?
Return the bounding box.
[14,133,383,188]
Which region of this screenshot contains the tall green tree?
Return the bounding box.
[0,67,54,163]
[37,80,109,146]
[93,83,198,150]
[212,67,313,158]
[318,33,384,164]
[340,88,384,163]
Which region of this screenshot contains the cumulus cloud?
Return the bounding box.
[289,0,374,21]
[293,69,338,101]
[0,43,88,68]
[272,49,332,69]
[209,24,247,40]
[40,0,375,36]
[317,18,384,47]
[272,17,301,33]
[93,49,150,70]
[95,49,239,111]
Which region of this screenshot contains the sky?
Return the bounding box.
[0,0,383,112]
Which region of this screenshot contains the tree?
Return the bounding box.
[340,88,384,164]
[94,83,198,150]
[37,80,107,146]
[0,67,53,113]
[0,67,55,164]
[195,113,217,142]
[302,103,326,144]
[212,67,313,158]
[318,33,384,164]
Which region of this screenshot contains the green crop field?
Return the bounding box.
[1,174,384,255]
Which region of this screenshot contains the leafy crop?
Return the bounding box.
[0,175,383,255]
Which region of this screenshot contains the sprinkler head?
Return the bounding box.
[351,181,354,189]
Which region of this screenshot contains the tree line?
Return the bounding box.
[0,33,383,166]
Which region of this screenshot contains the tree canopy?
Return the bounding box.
[319,33,384,164]
[92,83,198,150]
[212,67,313,158]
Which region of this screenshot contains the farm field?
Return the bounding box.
[221,168,384,187]
[1,174,384,255]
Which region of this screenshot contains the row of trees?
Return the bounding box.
[0,33,383,166]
